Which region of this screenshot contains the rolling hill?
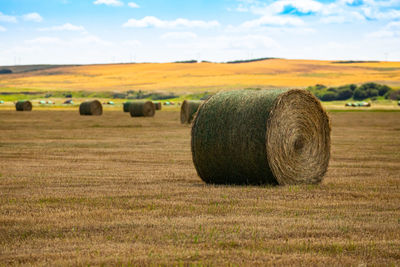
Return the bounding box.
[1,59,400,93]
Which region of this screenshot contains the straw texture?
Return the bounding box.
[79,100,103,116]
[191,89,330,185]
[180,100,202,124]
[129,101,155,117]
[15,101,32,111]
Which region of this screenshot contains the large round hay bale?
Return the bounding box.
[15,101,32,111]
[191,89,331,185]
[123,102,131,112]
[79,100,102,116]
[154,102,162,110]
[129,101,155,117]
[180,100,202,124]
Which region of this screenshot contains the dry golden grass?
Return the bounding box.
[0,110,400,265]
[1,59,400,92]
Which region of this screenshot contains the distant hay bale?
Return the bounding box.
[180,100,202,124]
[123,102,131,112]
[154,102,162,110]
[129,101,155,117]
[191,89,331,185]
[79,100,102,116]
[15,100,32,111]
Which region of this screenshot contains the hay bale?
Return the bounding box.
[191,89,331,185]
[154,102,162,110]
[180,100,202,124]
[123,102,131,112]
[15,100,32,111]
[129,101,155,117]
[79,100,102,116]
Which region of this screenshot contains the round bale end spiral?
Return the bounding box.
[181,100,202,124]
[191,89,331,185]
[15,101,32,111]
[79,100,103,116]
[129,101,155,117]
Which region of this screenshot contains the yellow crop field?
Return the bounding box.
[1,59,400,93]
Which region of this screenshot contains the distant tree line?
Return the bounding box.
[0,69,12,74]
[307,83,399,101]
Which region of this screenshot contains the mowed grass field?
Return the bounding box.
[1,59,400,92]
[0,110,399,265]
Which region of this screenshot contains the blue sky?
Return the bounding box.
[0,0,400,65]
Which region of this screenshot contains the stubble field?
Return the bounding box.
[0,110,399,265]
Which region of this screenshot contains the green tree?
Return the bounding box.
[353,88,368,100]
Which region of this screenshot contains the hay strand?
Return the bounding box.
[180,100,202,124]
[191,89,331,185]
[129,101,155,117]
[15,101,32,111]
[79,100,103,116]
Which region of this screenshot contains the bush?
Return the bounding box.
[349,84,357,91]
[387,90,400,100]
[353,88,368,100]
[315,84,326,90]
[320,92,338,101]
[336,89,353,100]
[0,69,12,74]
[367,89,379,97]
[378,85,390,96]
[112,93,127,99]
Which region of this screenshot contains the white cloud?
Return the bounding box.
[366,19,400,38]
[122,40,142,46]
[93,0,123,6]
[161,31,197,39]
[22,12,43,22]
[0,12,17,23]
[241,15,305,27]
[320,11,365,23]
[123,16,220,28]
[75,35,113,46]
[26,37,62,44]
[128,2,139,8]
[38,23,86,32]
[270,0,323,14]
[0,25,6,32]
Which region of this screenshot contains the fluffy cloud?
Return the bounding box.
[271,0,323,14]
[241,15,305,27]
[123,16,220,28]
[0,25,6,32]
[234,0,400,25]
[122,40,142,46]
[93,0,123,6]
[128,2,139,8]
[22,12,43,22]
[161,32,197,39]
[367,20,400,38]
[26,37,62,44]
[38,23,86,32]
[0,12,17,23]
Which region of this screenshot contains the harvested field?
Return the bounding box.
[0,110,399,265]
[1,59,400,92]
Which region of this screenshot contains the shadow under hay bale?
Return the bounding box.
[154,102,162,110]
[79,100,102,116]
[191,89,331,186]
[180,100,202,124]
[129,101,155,117]
[15,101,32,111]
